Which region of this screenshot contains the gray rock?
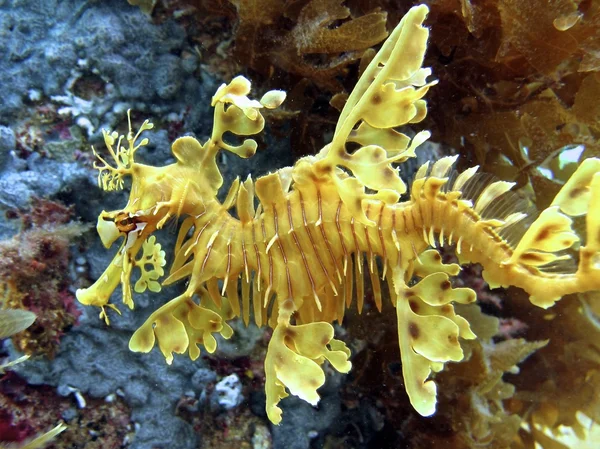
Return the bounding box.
[0,0,203,135]
[271,393,343,449]
[191,368,217,390]
[14,316,203,449]
[0,126,16,170]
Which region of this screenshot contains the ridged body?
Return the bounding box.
[172,167,520,327]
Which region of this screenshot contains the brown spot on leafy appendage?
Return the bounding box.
[409,300,419,312]
[314,162,333,178]
[371,94,382,105]
[409,322,420,339]
[441,305,452,314]
[229,83,246,96]
[283,328,297,347]
[447,334,457,344]
[339,150,351,161]
[308,378,320,388]
[520,252,546,263]
[569,186,587,198]
[440,280,451,290]
[274,351,284,363]
[534,225,556,242]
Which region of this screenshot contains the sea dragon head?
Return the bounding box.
[76,77,285,324]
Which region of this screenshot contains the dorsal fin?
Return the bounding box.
[236,175,256,224]
[413,159,581,273]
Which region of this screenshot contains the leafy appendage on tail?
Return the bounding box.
[471,158,600,308]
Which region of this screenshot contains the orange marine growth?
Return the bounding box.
[76,5,600,424]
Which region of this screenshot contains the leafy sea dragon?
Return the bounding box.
[76,5,600,424]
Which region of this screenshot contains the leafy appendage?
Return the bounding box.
[188,75,286,194]
[92,110,153,191]
[129,295,234,364]
[264,321,351,424]
[311,5,435,225]
[391,264,476,416]
[134,236,167,293]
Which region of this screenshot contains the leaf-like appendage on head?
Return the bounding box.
[93,110,153,191]
[197,76,286,192]
[134,236,166,293]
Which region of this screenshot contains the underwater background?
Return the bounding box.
[0,1,599,448]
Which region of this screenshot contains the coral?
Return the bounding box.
[0,370,131,449]
[75,5,600,445]
[0,198,85,357]
[0,423,66,449]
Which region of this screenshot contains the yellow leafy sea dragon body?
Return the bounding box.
[76,5,600,424]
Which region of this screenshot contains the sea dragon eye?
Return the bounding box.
[111,213,138,233]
